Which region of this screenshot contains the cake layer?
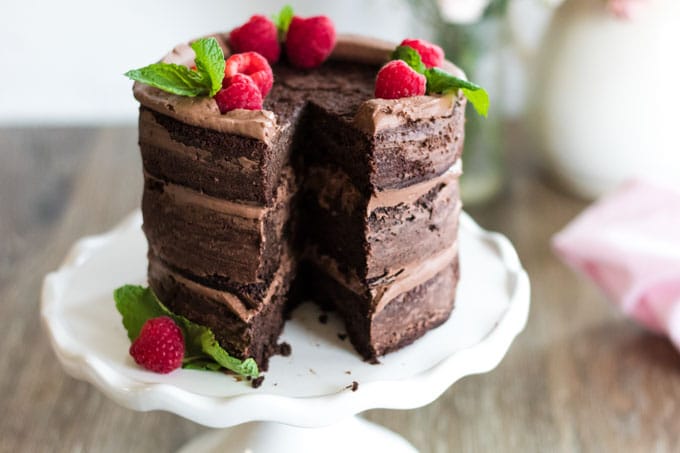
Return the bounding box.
[300,99,464,194]
[300,256,459,360]
[303,161,462,280]
[307,239,459,312]
[142,167,295,285]
[148,249,295,369]
[139,107,296,204]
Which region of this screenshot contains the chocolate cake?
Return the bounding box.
[133,35,466,369]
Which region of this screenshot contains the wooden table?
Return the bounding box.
[1,126,679,452]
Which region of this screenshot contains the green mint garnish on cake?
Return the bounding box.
[390,45,427,75]
[273,4,294,37]
[124,37,225,97]
[389,45,490,117]
[114,285,259,379]
[425,67,490,117]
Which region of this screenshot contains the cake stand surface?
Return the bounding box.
[42,210,530,452]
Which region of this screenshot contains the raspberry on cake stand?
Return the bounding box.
[41,210,530,452]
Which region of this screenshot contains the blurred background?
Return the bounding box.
[4,0,679,202]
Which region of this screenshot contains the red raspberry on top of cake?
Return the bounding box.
[285,15,336,69]
[400,38,445,68]
[214,73,263,113]
[224,52,274,97]
[229,15,281,64]
[374,59,427,99]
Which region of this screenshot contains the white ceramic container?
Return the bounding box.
[531,0,680,198]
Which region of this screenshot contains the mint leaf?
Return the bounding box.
[199,330,260,378]
[124,63,209,96]
[273,5,294,36]
[114,285,165,341]
[461,87,490,118]
[388,46,490,117]
[124,37,225,97]
[390,45,426,74]
[183,359,223,371]
[113,285,259,378]
[191,37,226,97]
[425,67,489,117]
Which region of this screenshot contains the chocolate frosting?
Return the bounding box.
[306,159,462,214]
[133,85,281,143]
[306,233,461,317]
[354,94,463,136]
[132,34,466,142]
[145,172,266,220]
[149,248,293,322]
[368,160,462,210]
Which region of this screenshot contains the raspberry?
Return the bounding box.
[129,316,184,374]
[214,73,263,113]
[229,15,281,64]
[285,16,336,69]
[400,38,445,69]
[374,60,427,100]
[224,52,274,97]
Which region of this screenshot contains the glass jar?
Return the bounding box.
[408,0,507,205]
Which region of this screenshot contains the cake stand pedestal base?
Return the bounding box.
[178,416,417,453]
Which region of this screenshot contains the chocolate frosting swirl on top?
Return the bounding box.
[132,34,466,142]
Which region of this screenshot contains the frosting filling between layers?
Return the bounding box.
[139,110,260,176]
[148,249,294,323]
[305,238,459,317]
[142,165,295,283]
[145,172,269,220]
[306,160,462,215]
[369,160,462,210]
[148,157,460,222]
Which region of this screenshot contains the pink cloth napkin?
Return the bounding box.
[553,180,680,350]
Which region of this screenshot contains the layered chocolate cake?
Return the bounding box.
[132,34,466,369]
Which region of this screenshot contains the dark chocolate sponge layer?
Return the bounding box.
[302,164,461,281]
[142,168,295,287]
[148,251,294,370]
[297,257,460,360]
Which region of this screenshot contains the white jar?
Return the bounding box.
[530,0,680,198]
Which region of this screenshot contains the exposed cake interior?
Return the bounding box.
[134,34,466,369]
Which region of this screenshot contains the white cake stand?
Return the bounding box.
[41,210,530,452]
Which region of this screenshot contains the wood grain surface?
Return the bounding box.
[1,126,678,452]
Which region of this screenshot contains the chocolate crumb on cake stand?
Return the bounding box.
[41,210,529,452]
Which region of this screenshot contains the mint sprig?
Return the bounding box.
[124,37,225,97]
[390,45,490,117]
[273,5,294,39]
[114,285,259,379]
[390,46,426,75]
[425,67,490,117]
[191,37,226,96]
